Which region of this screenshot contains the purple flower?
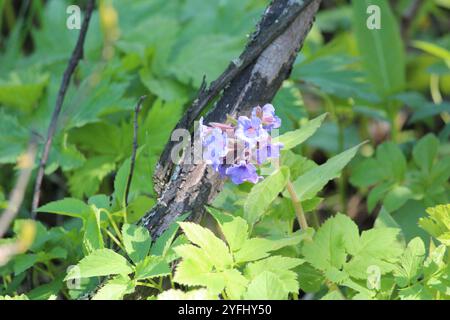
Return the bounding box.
[202,127,228,166]
[252,104,281,131]
[235,115,268,146]
[254,142,283,165]
[198,104,282,185]
[225,162,261,184]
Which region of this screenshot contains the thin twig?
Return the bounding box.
[0,138,38,238]
[31,0,95,217]
[286,180,309,231]
[125,96,146,207]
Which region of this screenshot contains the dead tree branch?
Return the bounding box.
[125,96,147,207]
[31,0,95,216]
[141,0,322,238]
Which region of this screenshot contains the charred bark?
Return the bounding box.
[140,0,321,238]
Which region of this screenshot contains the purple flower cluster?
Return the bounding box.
[200,104,282,185]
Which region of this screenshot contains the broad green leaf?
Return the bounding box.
[234,235,302,264]
[350,158,386,187]
[170,34,242,87]
[122,224,151,264]
[367,181,392,212]
[376,142,407,183]
[245,256,303,294]
[273,114,327,150]
[244,166,289,225]
[295,263,325,293]
[419,204,450,246]
[173,258,227,294]
[344,227,403,279]
[244,271,287,300]
[412,134,439,173]
[114,159,131,209]
[150,213,189,257]
[134,256,171,280]
[13,254,38,275]
[37,198,91,219]
[394,237,426,287]
[92,275,135,300]
[83,208,104,254]
[178,222,233,269]
[383,185,413,213]
[65,249,133,280]
[302,214,359,272]
[0,110,28,164]
[286,144,362,201]
[351,0,405,96]
[220,216,249,252]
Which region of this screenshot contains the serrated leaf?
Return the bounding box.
[302,214,359,272]
[150,213,189,257]
[394,237,426,287]
[220,216,249,252]
[178,222,232,269]
[65,249,133,280]
[92,275,135,300]
[122,224,151,264]
[244,271,287,300]
[134,256,171,280]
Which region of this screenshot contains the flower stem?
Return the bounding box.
[286,179,308,230]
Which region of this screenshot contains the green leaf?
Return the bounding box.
[244,271,287,300]
[220,216,249,252]
[114,159,131,209]
[122,224,151,264]
[135,256,171,280]
[412,134,439,173]
[65,249,133,280]
[244,166,290,225]
[419,204,450,246]
[150,213,189,257]
[13,254,38,275]
[350,158,386,187]
[244,256,303,294]
[383,185,413,213]
[286,144,362,201]
[351,0,405,96]
[367,181,392,212]
[0,110,28,164]
[273,114,327,150]
[394,237,426,287]
[344,227,403,279]
[376,142,406,183]
[92,275,135,300]
[37,198,90,219]
[233,235,301,264]
[295,263,325,293]
[170,34,242,87]
[83,208,104,254]
[178,222,233,269]
[302,214,359,272]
